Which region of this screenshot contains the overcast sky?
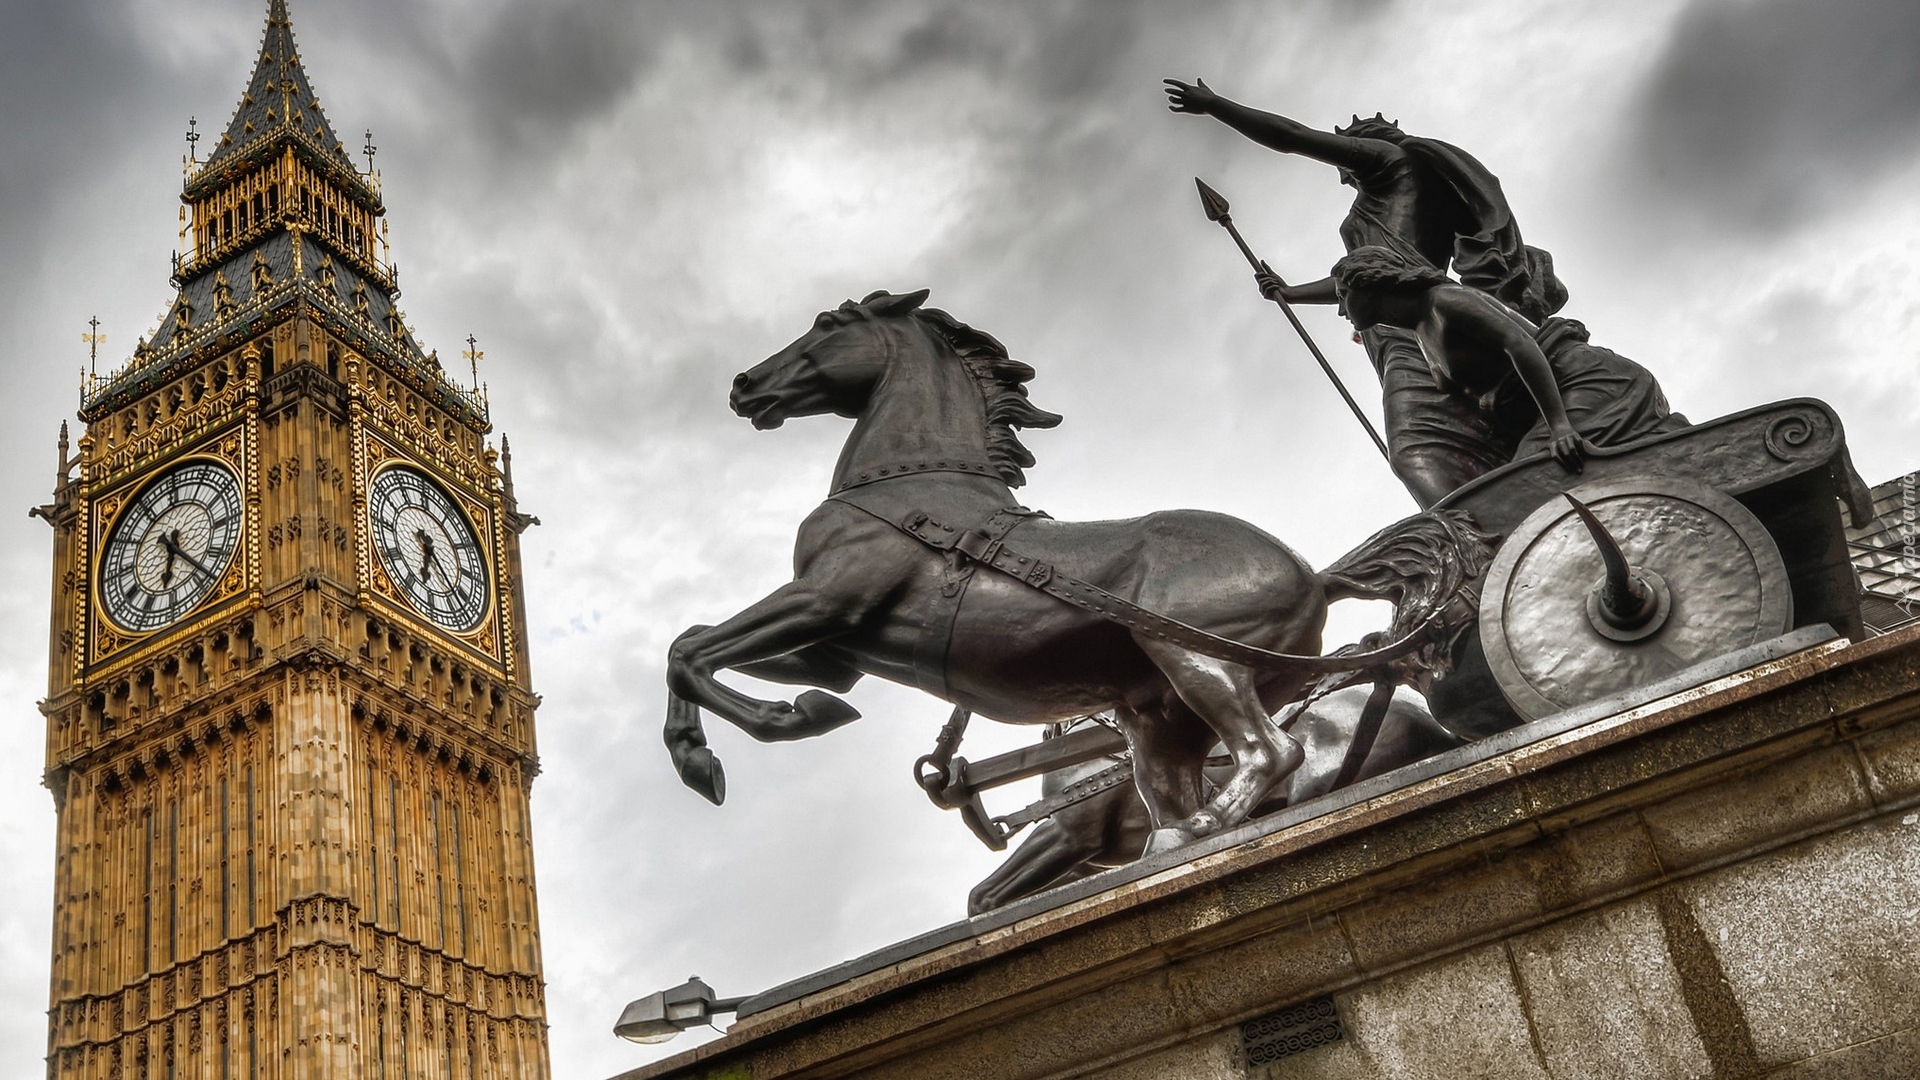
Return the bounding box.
[2,1,1918,1076]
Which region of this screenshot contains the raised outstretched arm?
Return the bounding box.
[1165,77,1388,174]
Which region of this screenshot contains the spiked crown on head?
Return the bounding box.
[1334,111,1407,142]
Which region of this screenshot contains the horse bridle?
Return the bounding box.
[831,459,1001,495]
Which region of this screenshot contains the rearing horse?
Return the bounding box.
[665,289,1495,851]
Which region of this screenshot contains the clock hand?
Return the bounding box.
[156,530,180,587]
[160,529,220,583]
[414,528,450,587]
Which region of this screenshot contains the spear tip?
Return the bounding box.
[1194,177,1231,222]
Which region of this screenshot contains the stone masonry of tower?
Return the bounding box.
[36,3,553,1076]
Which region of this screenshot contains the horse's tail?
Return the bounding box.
[1317,509,1502,688]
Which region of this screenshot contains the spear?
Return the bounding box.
[1194,178,1390,463]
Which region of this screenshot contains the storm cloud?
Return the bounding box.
[1633,0,1920,227]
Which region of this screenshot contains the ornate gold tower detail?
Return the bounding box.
[37,3,552,1075]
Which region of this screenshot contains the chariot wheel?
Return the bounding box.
[1479,475,1793,721]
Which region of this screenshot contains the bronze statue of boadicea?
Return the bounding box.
[664,290,1499,853]
[955,231,1698,908]
[1329,245,1689,462]
[1165,77,1568,507]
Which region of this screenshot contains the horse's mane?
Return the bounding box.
[1320,509,1499,629]
[856,292,1063,488]
[1317,508,1502,692]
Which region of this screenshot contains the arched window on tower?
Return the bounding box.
[388,775,401,927]
[245,766,257,929]
[142,807,154,972]
[451,801,468,956]
[430,793,448,950]
[377,1002,390,1080]
[367,760,381,927]
[219,774,231,941]
[166,796,179,965]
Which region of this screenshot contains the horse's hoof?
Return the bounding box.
[794,690,862,731]
[676,747,727,805]
[1143,827,1193,856]
[1184,809,1225,836]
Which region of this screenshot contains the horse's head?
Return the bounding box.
[730,289,932,430]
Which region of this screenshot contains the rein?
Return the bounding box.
[837,500,1448,677]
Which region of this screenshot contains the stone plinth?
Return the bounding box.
[617,623,1920,1080]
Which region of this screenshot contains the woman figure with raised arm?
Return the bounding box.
[1166,77,1567,505]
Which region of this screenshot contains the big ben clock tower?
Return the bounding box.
[37,3,553,1076]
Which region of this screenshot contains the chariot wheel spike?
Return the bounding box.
[1483,479,1789,721]
[1562,493,1658,630]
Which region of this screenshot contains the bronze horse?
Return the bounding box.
[665,289,1496,851]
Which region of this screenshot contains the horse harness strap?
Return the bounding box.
[905,506,1043,700]
[991,758,1135,834]
[990,743,1244,835]
[888,508,1436,673]
[833,460,1000,495]
[915,706,1142,850]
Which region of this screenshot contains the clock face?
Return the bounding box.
[100,460,245,633]
[368,466,489,631]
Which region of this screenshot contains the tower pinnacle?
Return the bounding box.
[202,0,352,170]
[86,0,486,435]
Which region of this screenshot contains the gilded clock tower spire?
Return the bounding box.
[38,2,553,1076]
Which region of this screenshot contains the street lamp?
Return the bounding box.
[614,976,747,1045]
